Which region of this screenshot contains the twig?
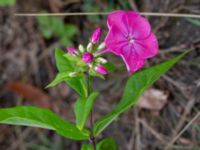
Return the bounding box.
[127,108,136,150]
[164,82,200,150]
[159,44,187,54]
[164,112,200,150]
[172,96,196,136]
[9,128,32,150]
[139,119,167,144]
[162,75,187,98]
[134,108,141,150]
[127,129,135,150]
[14,12,200,18]
[128,0,138,11]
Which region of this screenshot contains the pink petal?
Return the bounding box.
[121,45,145,73]
[105,25,127,55]
[107,10,128,35]
[133,33,159,59]
[126,12,151,40]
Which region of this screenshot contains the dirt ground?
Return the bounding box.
[0,0,200,150]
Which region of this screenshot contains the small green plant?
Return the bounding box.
[0,0,16,6]
[0,10,191,149]
[37,16,77,46]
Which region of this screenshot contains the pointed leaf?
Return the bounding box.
[81,144,92,150]
[186,18,200,27]
[0,106,90,140]
[94,51,189,136]
[55,48,73,72]
[46,72,69,88]
[103,62,116,73]
[74,92,99,130]
[54,49,87,97]
[97,138,118,150]
[81,138,118,150]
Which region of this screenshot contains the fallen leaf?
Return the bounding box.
[136,88,168,111]
[6,82,51,108]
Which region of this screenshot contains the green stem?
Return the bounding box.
[87,74,92,96]
[87,74,96,150]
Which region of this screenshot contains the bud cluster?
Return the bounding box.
[65,27,108,76]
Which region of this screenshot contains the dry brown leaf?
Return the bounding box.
[136,88,168,111]
[6,82,51,108]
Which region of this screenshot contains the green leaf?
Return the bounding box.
[186,18,200,27]
[81,138,118,150]
[37,16,54,39]
[55,48,74,72]
[89,69,105,79]
[54,49,87,97]
[0,0,16,6]
[81,144,92,150]
[65,77,87,97]
[97,138,118,150]
[36,16,76,46]
[51,18,65,36]
[103,62,116,73]
[64,24,77,38]
[94,51,189,136]
[74,92,99,130]
[46,72,69,88]
[60,36,71,46]
[63,53,80,63]
[0,106,90,140]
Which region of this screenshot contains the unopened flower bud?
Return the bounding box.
[95,65,108,75]
[96,57,107,64]
[82,52,94,63]
[66,46,77,55]
[97,42,105,50]
[91,27,101,44]
[87,42,93,52]
[78,44,85,53]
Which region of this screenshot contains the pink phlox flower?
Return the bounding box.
[105,10,159,73]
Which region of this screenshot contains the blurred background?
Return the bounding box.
[0,0,200,150]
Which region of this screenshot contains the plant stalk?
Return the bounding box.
[87,74,96,150]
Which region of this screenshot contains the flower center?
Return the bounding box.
[127,35,134,44]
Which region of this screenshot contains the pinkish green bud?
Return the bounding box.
[82,52,94,63]
[66,46,77,55]
[91,27,101,44]
[95,65,108,75]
